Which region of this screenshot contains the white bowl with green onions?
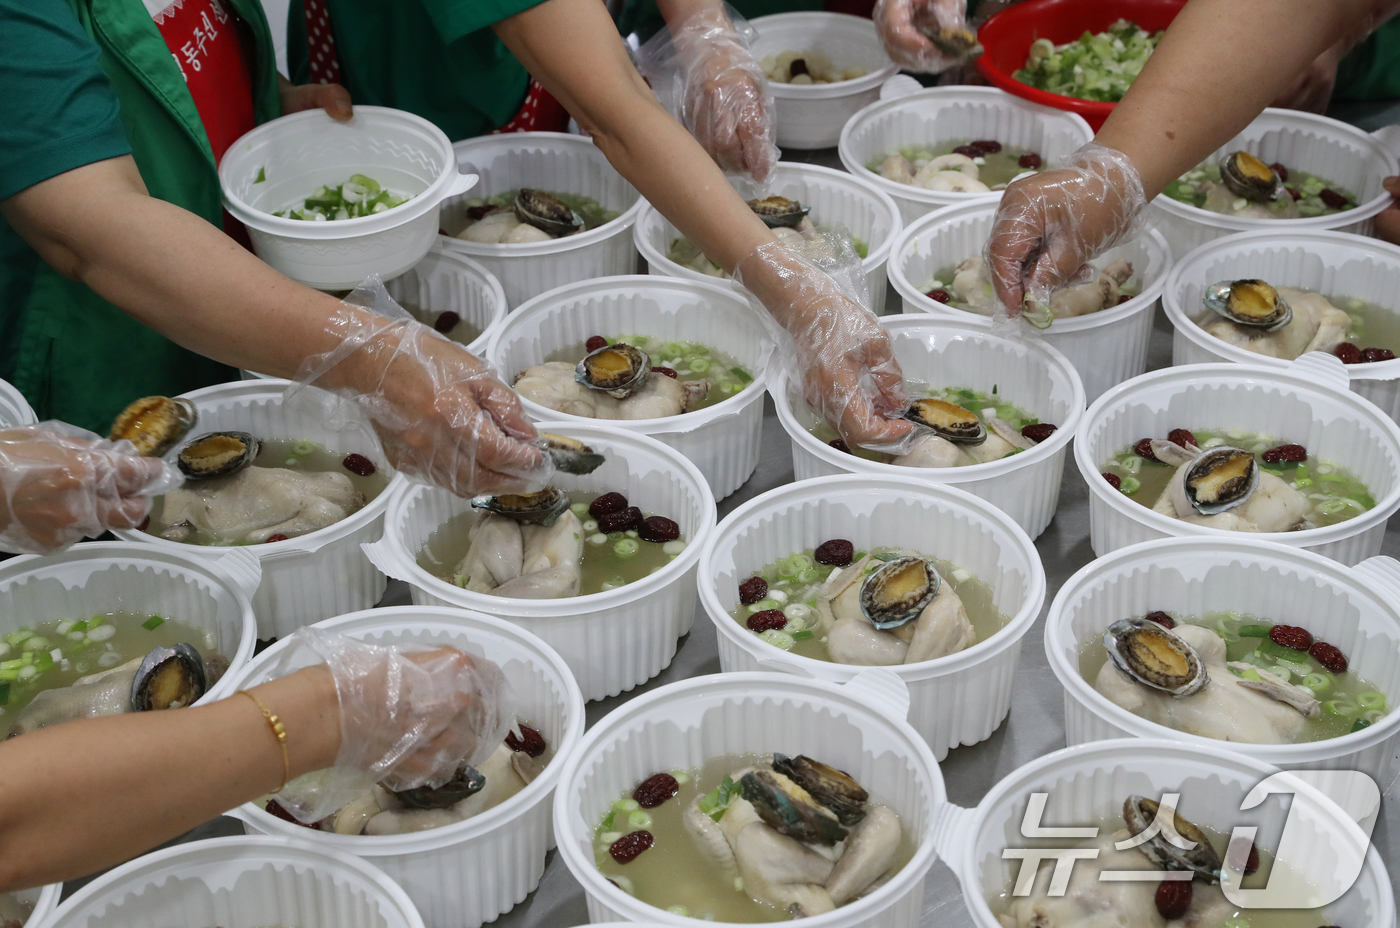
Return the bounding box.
[1044,536,1400,779]
[1163,228,1400,424]
[1149,108,1399,260]
[221,106,476,291]
[1075,358,1400,566]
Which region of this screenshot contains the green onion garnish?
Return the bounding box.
[142,615,165,630]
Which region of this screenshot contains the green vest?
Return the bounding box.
[5,0,281,433]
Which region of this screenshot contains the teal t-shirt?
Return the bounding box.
[0,0,132,385]
[288,0,550,142]
[1335,17,1400,102]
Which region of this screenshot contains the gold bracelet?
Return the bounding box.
[239,689,290,793]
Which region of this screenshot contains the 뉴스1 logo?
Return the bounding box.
[1001,770,1380,908]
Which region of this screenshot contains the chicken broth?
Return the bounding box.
[1192,290,1400,357]
[868,140,1041,191]
[547,336,755,412]
[0,612,221,719]
[144,438,389,547]
[811,385,1041,464]
[399,301,483,347]
[593,754,917,922]
[1078,612,1389,744]
[927,261,1140,315]
[1101,428,1373,529]
[416,491,685,597]
[730,546,1008,662]
[1164,162,1357,218]
[988,811,1331,927]
[0,893,33,928]
[666,234,869,278]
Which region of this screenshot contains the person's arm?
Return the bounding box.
[1096,0,1400,199]
[987,0,1400,315]
[1,157,545,493]
[494,0,915,448]
[0,666,339,889]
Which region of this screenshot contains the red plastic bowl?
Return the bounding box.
[976,0,1187,131]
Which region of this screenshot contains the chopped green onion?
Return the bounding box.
[1358,691,1387,710]
[1324,699,1360,718]
[254,166,266,183]
[792,630,814,641]
[1302,672,1331,694]
[1118,476,1141,494]
[142,615,165,630]
[1236,624,1272,639]
[730,366,753,383]
[1352,717,1372,733]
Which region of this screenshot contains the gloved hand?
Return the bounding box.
[985,142,1147,327]
[873,0,976,73]
[638,4,780,185]
[291,278,549,497]
[733,236,915,453]
[0,423,180,555]
[269,628,512,823]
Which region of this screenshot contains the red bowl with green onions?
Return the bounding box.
[976,0,1188,131]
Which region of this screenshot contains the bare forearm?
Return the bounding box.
[0,667,338,889]
[494,0,774,272]
[1097,0,1399,198]
[2,156,350,379]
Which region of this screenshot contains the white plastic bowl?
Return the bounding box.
[772,315,1085,538]
[748,12,898,149]
[0,378,35,427]
[241,243,506,380]
[1148,107,1399,260]
[891,200,1172,401]
[485,275,774,499]
[41,835,425,928]
[553,670,942,928]
[362,422,716,701]
[698,474,1046,759]
[1163,229,1400,423]
[838,86,1094,225]
[1074,358,1400,565]
[112,379,407,638]
[0,541,258,706]
[438,133,644,307]
[633,162,903,315]
[1044,537,1400,780]
[383,244,506,358]
[940,739,1395,928]
[220,107,476,291]
[224,606,585,928]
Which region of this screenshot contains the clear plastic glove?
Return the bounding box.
[637,4,780,186]
[0,423,180,555]
[733,234,916,453]
[267,628,513,824]
[290,277,549,497]
[985,142,1147,328]
[874,0,976,73]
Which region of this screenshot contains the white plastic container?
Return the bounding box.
[838,86,1094,225]
[771,315,1085,538]
[941,739,1395,928]
[748,12,898,149]
[698,475,1046,759]
[41,836,425,928]
[0,378,35,427]
[383,244,506,357]
[224,606,585,928]
[891,200,1172,401]
[1044,537,1400,780]
[633,162,903,315]
[241,243,506,380]
[485,276,774,499]
[1163,229,1400,422]
[112,379,407,638]
[1074,358,1400,565]
[220,107,476,291]
[1148,108,1399,260]
[438,132,645,307]
[0,540,258,705]
[553,670,942,928]
[362,422,716,701]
